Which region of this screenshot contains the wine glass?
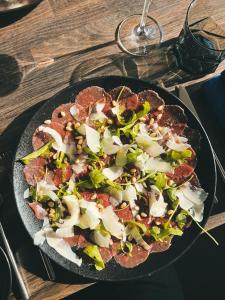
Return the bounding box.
[117,0,163,56]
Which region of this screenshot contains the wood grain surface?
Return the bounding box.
[0,0,225,299]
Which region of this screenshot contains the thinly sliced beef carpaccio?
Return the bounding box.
[51,103,74,125]
[32,128,51,150]
[28,202,47,220]
[64,234,88,248]
[80,192,110,208]
[114,244,152,268]
[151,238,172,253]
[99,247,113,263]
[109,86,140,110]
[167,163,194,184]
[115,206,133,221]
[75,86,112,120]
[23,157,47,186]
[158,105,187,127]
[138,90,165,113]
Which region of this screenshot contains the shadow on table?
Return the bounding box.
[0,2,40,28]
[0,54,22,96]
[70,38,202,88]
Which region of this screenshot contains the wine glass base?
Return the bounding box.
[117,14,163,56]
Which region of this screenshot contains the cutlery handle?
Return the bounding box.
[0,222,29,300]
[39,249,56,281]
[204,212,225,232]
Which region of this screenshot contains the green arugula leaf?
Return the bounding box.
[154,173,168,191]
[167,188,179,209]
[127,148,143,164]
[125,220,147,234]
[89,169,106,188]
[176,210,189,229]
[21,141,53,164]
[83,147,100,162]
[136,101,151,118]
[56,151,65,169]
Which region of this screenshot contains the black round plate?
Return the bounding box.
[13,76,216,281]
[0,247,12,299]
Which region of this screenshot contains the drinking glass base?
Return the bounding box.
[117,14,163,56]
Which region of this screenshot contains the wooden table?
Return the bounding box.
[0,0,225,299]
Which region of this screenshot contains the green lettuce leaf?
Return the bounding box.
[120,241,133,256]
[169,149,192,161]
[127,148,143,164]
[154,173,168,191]
[83,244,105,271]
[21,141,53,164]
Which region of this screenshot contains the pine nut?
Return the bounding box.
[131,177,137,184]
[167,209,174,215]
[112,100,117,107]
[134,205,140,211]
[141,212,147,218]
[136,214,142,221]
[91,194,97,200]
[60,111,66,117]
[75,159,80,164]
[157,113,163,120]
[149,118,154,125]
[74,122,81,128]
[120,202,127,209]
[158,105,164,111]
[44,119,51,125]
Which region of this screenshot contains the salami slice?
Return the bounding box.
[114,244,151,268]
[167,163,194,184]
[109,86,139,110]
[115,206,133,221]
[138,90,165,112]
[151,237,172,253]
[75,86,112,120]
[23,157,47,186]
[158,105,187,128]
[51,103,74,125]
[99,247,113,263]
[29,202,47,220]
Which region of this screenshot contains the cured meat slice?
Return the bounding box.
[64,234,88,248]
[80,192,110,208]
[183,127,201,151]
[23,157,47,186]
[158,105,187,127]
[28,202,47,220]
[109,86,139,110]
[32,127,51,150]
[109,86,133,100]
[51,103,74,125]
[32,121,71,151]
[167,163,194,184]
[99,247,113,263]
[114,244,151,268]
[114,205,133,221]
[138,90,165,112]
[151,237,172,253]
[75,86,112,120]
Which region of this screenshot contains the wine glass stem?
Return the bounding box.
[140,0,152,28]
